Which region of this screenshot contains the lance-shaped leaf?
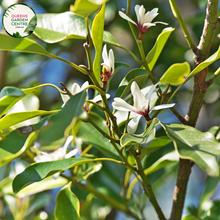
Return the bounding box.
[92,4,105,84]
[36,91,87,148]
[12,157,97,194]
[0,84,61,117]
[160,62,190,85]
[34,12,117,45]
[121,118,160,149]
[0,34,87,74]
[188,46,220,78]
[70,0,108,17]
[0,110,58,131]
[146,27,175,70]
[55,182,82,220]
[161,123,220,177]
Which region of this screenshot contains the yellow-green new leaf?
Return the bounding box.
[55,182,81,220]
[92,4,105,84]
[160,62,190,85]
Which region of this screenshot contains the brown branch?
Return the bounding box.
[170,1,219,220]
[0,51,8,90]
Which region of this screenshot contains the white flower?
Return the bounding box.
[34,136,77,162]
[112,81,175,134]
[101,44,114,80]
[60,81,110,111]
[119,5,168,33]
[61,81,89,104]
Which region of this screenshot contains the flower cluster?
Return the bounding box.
[112,81,175,134]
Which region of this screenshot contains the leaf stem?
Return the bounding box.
[135,157,166,220]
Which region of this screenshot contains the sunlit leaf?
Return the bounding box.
[92,4,105,84]
[12,157,97,193]
[161,123,220,177]
[146,27,175,70]
[121,118,160,149]
[55,182,81,220]
[160,62,190,85]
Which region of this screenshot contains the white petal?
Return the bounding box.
[127,115,142,134]
[102,44,108,64]
[134,5,141,23]
[138,5,145,25]
[154,21,168,25]
[61,94,70,104]
[92,93,110,103]
[65,148,78,158]
[131,81,148,112]
[143,23,156,28]
[109,49,115,73]
[112,97,137,112]
[71,83,81,95]
[145,82,160,104]
[149,8,159,21]
[81,81,89,90]
[119,11,137,26]
[151,103,175,111]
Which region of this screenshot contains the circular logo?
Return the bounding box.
[2,3,37,38]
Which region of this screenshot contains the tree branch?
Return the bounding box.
[170,1,219,220]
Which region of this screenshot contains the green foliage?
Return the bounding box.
[0,0,220,219]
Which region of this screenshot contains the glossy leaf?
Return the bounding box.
[127,151,178,199]
[36,91,87,148]
[34,12,117,45]
[0,131,37,167]
[77,112,120,159]
[160,62,190,85]
[188,46,220,79]
[12,157,96,194]
[0,84,61,117]
[182,216,200,220]
[70,0,107,17]
[146,27,175,70]
[121,118,160,149]
[0,110,58,131]
[55,182,81,220]
[92,4,105,84]
[0,34,86,73]
[161,123,220,177]
[0,86,25,98]
[114,68,148,98]
[141,136,172,157]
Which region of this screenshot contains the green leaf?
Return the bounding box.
[114,68,148,98]
[36,91,87,148]
[70,0,107,17]
[188,46,220,79]
[141,136,172,157]
[146,27,175,70]
[77,112,120,159]
[0,86,25,98]
[12,157,96,194]
[199,168,220,212]
[0,84,61,118]
[0,110,58,131]
[121,118,160,149]
[0,34,86,74]
[160,62,190,85]
[161,123,220,177]
[24,15,37,33]
[55,182,81,220]
[92,4,105,84]
[0,131,37,167]
[34,12,117,45]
